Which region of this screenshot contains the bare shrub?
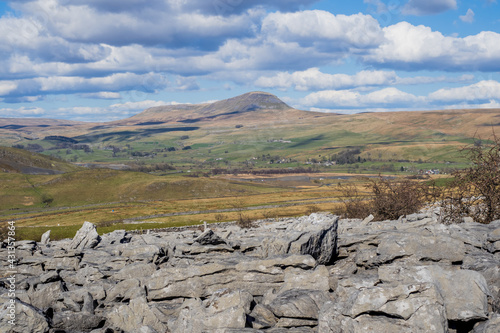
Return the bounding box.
[338,182,372,219]
[262,210,276,220]
[214,213,226,222]
[439,183,478,224]
[305,204,321,215]
[339,177,429,220]
[237,213,255,229]
[369,178,427,220]
[441,134,500,224]
[231,199,255,228]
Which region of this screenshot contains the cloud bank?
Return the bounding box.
[0,0,499,119]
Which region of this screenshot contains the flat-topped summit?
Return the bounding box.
[124,91,301,124]
[200,91,291,114]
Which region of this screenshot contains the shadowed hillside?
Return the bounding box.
[0,146,80,174]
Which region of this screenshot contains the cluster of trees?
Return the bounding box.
[331,148,363,165]
[12,142,92,153]
[56,143,92,152]
[126,163,175,173]
[257,154,283,162]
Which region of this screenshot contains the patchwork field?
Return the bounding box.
[0,92,496,240]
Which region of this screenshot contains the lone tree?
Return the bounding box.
[442,134,500,224]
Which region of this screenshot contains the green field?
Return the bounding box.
[1,93,498,240]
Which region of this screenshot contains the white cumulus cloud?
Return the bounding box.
[429,80,500,102]
[364,22,500,71]
[255,68,474,91]
[300,87,422,108]
[261,10,384,51]
[256,68,397,91]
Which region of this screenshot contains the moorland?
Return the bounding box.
[1,91,499,240]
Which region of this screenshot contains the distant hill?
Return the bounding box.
[0,146,80,174]
[120,91,326,125]
[0,91,499,167]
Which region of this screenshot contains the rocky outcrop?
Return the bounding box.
[68,221,101,250]
[1,211,499,332]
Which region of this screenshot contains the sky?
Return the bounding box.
[0,0,499,122]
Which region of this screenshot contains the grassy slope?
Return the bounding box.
[0,168,282,212]
[1,107,499,167]
[0,146,81,173]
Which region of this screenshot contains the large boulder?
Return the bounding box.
[259,213,339,264]
[0,299,51,333]
[318,283,448,333]
[379,265,490,322]
[268,289,332,320]
[146,255,316,301]
[170,289,253,333]
[69,221,101,250]
[106,297,168,333]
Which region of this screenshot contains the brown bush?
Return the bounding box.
[440,134,500,224]
[338,177,428,220]
[236,213,255,228]
[231,199,255,228]
[368,178,427,220]
[305,204,321,215]
[338,181,372,219]
[262,210,276,220]
[214,213,226,222]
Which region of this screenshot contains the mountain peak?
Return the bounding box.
[127,91,293,123]
[200,91,291,114]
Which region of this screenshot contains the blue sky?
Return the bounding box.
[0,0,499,121]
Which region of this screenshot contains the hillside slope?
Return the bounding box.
[0,92,499,166]
[0,146,80,174]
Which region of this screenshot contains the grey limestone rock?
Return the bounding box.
[107,297,169,333]
[170,289,253,333]
[268,289,332,320]
[40,230,51,245]
[106,278,146,303]
[51,311,105,332]
[318,283,448,333]
[0,299,51,333]
[194,229,227,245]
[69,221,101,250]
[98,229,131,247]
[8,210,500,332]
[249,304,278,329]
[378,264,490,322]
[473,314,500,333]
